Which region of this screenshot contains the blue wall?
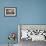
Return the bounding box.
[0,0,46,44]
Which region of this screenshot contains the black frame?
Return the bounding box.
[4,7,17,17]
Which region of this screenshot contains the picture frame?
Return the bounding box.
[18,24,46,42]
[4,7,17,17]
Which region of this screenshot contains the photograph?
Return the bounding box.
[4,7,16,16]
[18,24,46,46]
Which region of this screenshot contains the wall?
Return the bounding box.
[0,0,46,44]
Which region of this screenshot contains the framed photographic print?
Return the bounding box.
[4,7,16,17]
[18,24,46,42]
